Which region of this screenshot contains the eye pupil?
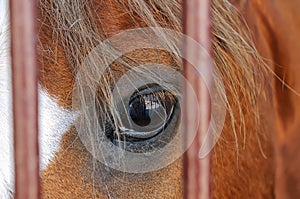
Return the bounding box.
[128,84,174,133]
[129,96,151,126]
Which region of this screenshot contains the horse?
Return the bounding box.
[0,0,299,198]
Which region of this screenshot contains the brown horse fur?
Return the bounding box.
[37,0,278,198]
[235,1,300,198]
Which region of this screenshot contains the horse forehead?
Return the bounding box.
[38,1,143,108]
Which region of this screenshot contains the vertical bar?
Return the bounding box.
[10,0,40,198]
[183,0,212,199]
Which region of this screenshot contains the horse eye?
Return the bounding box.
[105,84,179,153]
[126,84,175,137]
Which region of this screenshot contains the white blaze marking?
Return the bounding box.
[0,0,77,198]
[39,88,78,170]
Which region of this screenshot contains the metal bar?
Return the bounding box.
[10,0,40,198]
[183,0,213,199]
